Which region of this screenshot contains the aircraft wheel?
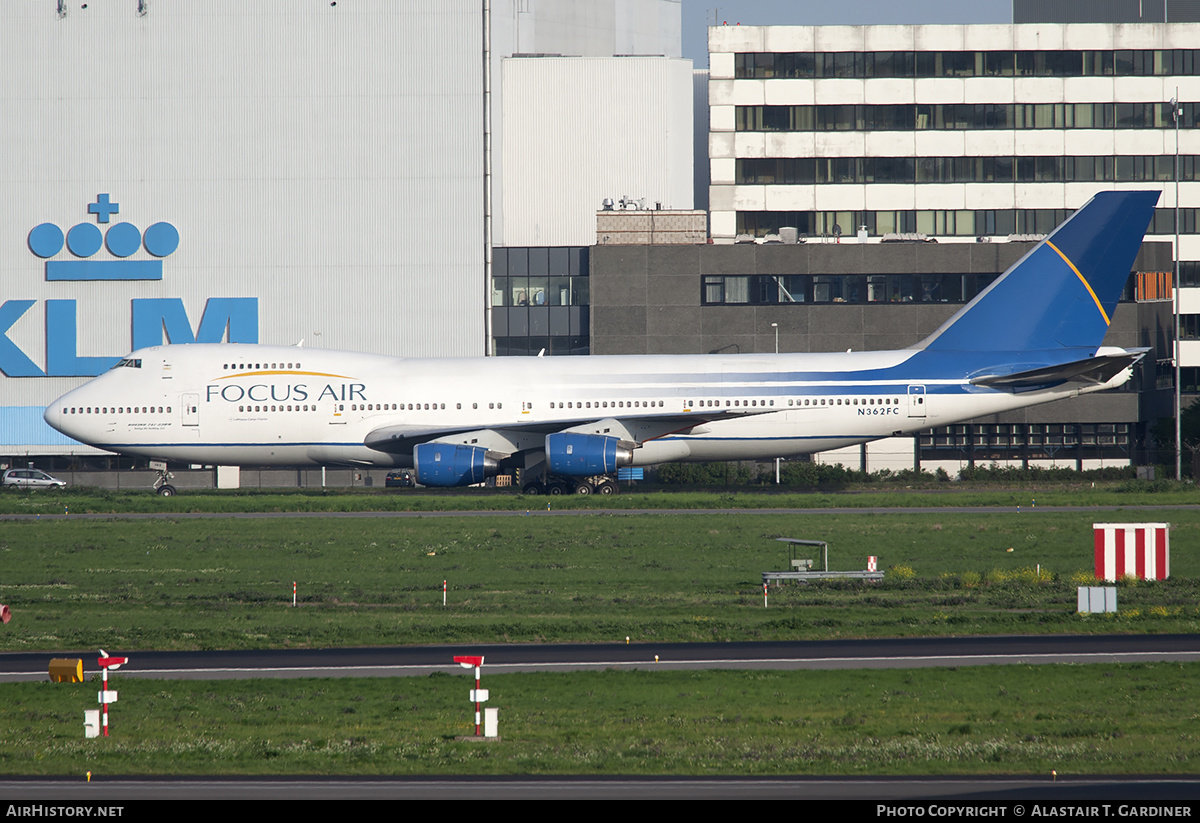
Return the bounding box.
[595,479,618,495]
[522,482,543,496]
[573,482,592,495]
[547,483,566,496]
[157,485,177,497]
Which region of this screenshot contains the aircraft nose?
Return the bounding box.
[43,402,61,432]
[44,391,78,438]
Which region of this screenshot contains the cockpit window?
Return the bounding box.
[111,358,143,369]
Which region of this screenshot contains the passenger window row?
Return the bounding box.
[222,362,301,370]
[238,405,316,413]
[64,406,169,415]
[237,402,513,414]
[544,400,666,410]
[689,399,775,408]
[788,397,902,406]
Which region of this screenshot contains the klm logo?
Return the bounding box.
[30,193,180,281]
[4,194,257,377]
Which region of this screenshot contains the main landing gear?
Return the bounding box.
[522,475,619,496]
[153,466,176,497]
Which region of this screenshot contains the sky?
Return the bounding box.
[679,0,1012,66]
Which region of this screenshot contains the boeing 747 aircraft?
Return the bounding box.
[45,190,1160,495]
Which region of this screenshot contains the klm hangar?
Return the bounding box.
[0,0,691,483]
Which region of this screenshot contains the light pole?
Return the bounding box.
[1173,91,1182,481]
[772,323,780,484]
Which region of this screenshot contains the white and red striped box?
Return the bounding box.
[1093,523,1170,581]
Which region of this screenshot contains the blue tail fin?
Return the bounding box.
[918,190,1160,352]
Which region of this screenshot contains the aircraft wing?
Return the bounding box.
[969,349,1148,389]
[363,410,767,457]
[365,423,553,455]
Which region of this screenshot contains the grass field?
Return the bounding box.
[0,482,1197,515]
[3,491,1200,777]
[2,663,1197,776]
[1,507,1198,650]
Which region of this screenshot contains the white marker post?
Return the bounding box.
[443,580,447,607]
[293,581,297,607]
[763,582,768,608]
[454,655,485,736]
[96,650,128,738]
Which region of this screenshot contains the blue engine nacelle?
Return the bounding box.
[545,433,633,476]
[413,444,496,487]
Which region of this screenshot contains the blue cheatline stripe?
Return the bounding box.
[660,434,876,442]
[95,441,365,449]
[0,407,81,447]
[555,349,1096,387]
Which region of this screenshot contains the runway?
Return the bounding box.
[4,638,1200,801]
[3,634,1199,682]
[3,775,1200,801]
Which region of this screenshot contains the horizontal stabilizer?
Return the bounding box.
[969,349,1148,388]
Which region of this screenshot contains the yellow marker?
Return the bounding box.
[86,771,91,782]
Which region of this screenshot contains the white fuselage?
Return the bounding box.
[43,343,1123,468]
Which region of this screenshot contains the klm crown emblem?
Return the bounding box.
[28,194,179,281]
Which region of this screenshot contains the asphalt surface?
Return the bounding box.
[4,634,1200,682]
[3,775,1200,801]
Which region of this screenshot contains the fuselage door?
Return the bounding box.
[182,393,199,426]
[907,385,927,418]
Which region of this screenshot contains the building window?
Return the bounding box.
[701,273,1018,305]
[734,208,1196,239]
[919,423,1131,461]
[1180,262,1200,288]
[1181,367,1200,393]
[734,49,1200,80]
[493,246,589,356]
[1181,315,1200,340]
[734,102,1194,132]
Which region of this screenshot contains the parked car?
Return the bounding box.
[385,471,415,488]
[2,468,66,490]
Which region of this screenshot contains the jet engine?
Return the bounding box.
[545,433,633,476]
[413,443,497,487]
